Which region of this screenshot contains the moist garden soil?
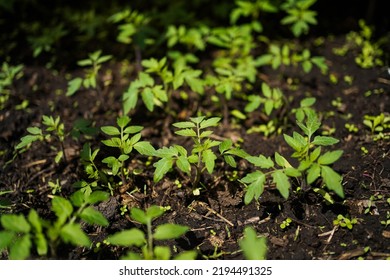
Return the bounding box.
[1,36,390,260]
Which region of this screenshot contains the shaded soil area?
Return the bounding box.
[1,35,390,260]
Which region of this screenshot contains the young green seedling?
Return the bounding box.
[100,116,155,188]
[0,62,23,110]
[239,227,267,260]
[0,190,109,259]
[107,205,196,260]
[153,116,247,190]
[66,50,112,98]
[15,115,66,163]
[333,214,357,230]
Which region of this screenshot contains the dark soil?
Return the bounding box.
[1,34,390,259]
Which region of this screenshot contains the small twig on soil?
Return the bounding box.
[22,159,47,168]
[189,201,234,227]
[338,248,367,260]
[318,225,339,244]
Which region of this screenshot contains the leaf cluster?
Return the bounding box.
[0,191,109,259]
[107,205,196,260]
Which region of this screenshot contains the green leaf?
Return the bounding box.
[117,116,131,128]
[154,246,171,260]
[318,150,343,165]
[307,163,321,184]
[134,141,156,156]
[1,214,31,233]
[239,227,267,260]
[123,85,139,114]
[15,134,41,149]
[310,146,322,162]
[153,157,174,182]
[242,171,265,205]
[245,95,262,112]
[312,136,339,146]
[172,121,196,129]
[28,209,42,233]
[0,231,15,250]
[86,191,110,205]
[177,155,191,174]
[202,149,216,174]
[52,196,73,224]
[274,152,291,168]
[174,250,197,260]
[101,126,120,136]
[146,205,166,220]
[124,126,143,134]
[141,87,155,111]
[264,100,274,116]
[219,139,232,154]
[131,208,148,225]
[321,166,344,198]
[66,77,82,96]
[246,155,274,168]
[224,155,237,168]
[272,170,290,199]
[283,134,300,151]
[26,127,42,135]
[79,207,109,226]
[9,234,31,260]
[200,117,221,129]
[60,223,91,247]
[300,97,316,107]
[154,224,189,240]
[175,129,197,137]
[108,228,145,247]
[35,232,48,256]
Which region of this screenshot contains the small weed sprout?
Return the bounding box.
[363,113,390,141]
[333,214,357,230]
[280,217,293,229]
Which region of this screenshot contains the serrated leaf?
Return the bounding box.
[239,227,267,260]
[200,117,221,129]
[310,146,322,162]
[124,126,143,134]
[224,155,237,168]
[0,231,15,251]
[101,126,120,136]
[242,171,265,205]
[131,208,148,225]
[141,87,155,111]
[15,134,41,149]
[123,85,139,114]
[321,166,344,198]
[86,191,110,205]
[318,150,343,165]
[274,152,290,168]
[246,155,274,168]
[307,163,321,184]
[312,136,339,146]
[202,149,216,173]
[284,167,301,177]
[66,77,82,96]
[60,223,91,247]
[154,224,189,240]
[117,116,130,128]
[283,134,300,151]
[153,157,174,182]
[172,121,196,129]
[79,207,109,226]
[9,234,31,260]
[27,209,42,233]
[219,139,233,154]
[272,170,290,199]
[175,129,197,137]
[177,155,191,173]
[134,141,156,156]
[108,228,145,247]
[26,127,42,135]
[35,232,48,256]
[146,205,166,220]
[52,197,73,224]
[1,214,31,233]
